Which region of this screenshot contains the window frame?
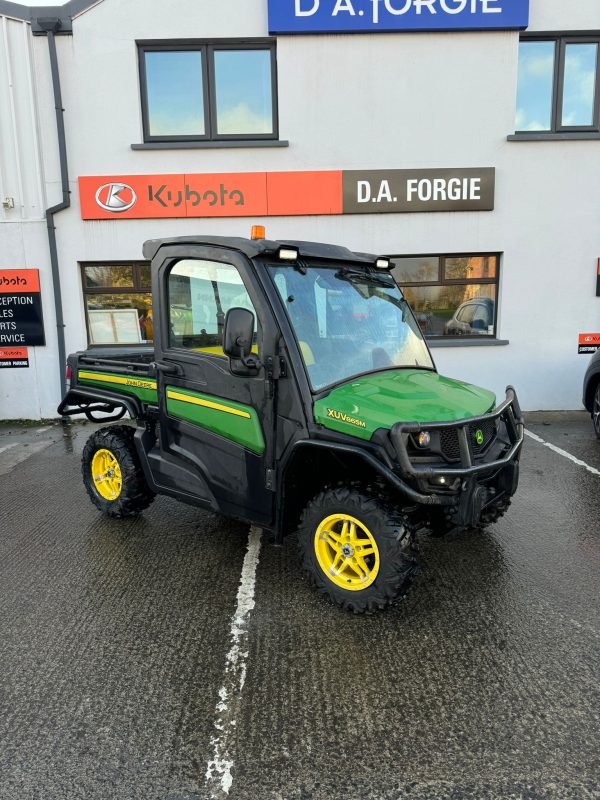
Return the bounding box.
[517,33,600,135]
[137,38,280,144]
[81,262,152,347]
[388,252,501,341]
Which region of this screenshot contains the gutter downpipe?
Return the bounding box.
[38,19,69,399]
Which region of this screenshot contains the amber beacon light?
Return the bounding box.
[251,225,266,240]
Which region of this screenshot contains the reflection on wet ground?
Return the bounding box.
[0,414,598,799]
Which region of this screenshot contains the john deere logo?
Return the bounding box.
[475,429,485,446]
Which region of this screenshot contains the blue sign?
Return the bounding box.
[268,0,529,34]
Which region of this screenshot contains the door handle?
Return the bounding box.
[149,361,183,377]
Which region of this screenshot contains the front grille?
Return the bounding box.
[469,419,497,455]
[440,428,461,460]
[439,419,497,461]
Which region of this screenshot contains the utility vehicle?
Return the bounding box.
[59,234,524,613]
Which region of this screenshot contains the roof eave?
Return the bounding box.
[0,0,103,32]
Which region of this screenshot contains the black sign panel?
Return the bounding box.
[0,269,45,347]
[342,168,495,214]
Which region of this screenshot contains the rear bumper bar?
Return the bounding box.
[390,386,524,480]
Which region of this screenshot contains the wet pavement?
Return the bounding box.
[0,413,599,800]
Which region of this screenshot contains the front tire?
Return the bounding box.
[297,487,419,614]
[82,425,155,518]
[427,496,512,537]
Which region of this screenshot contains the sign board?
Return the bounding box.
[0,269,45,347]
[79,168,495,221]
[0,347,29,369]
[268,0,529,34]
[343,168,495,213]
[578,333,600,355]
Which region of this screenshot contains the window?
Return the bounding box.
[82,263,152,345]
[138,41,278,143]
[390,255,499,339]
[168,259,258,354]
[516,36,600,133]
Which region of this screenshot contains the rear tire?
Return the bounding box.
[82,425,155,518]
[297,486,419,614]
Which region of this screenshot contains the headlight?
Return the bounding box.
[417,431,431,448]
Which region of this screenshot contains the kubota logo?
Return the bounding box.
[95,183,137,213]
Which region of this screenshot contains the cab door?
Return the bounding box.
[152,247,277,527]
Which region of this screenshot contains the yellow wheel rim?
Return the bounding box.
[91,449,122,501]
[314,513,380,592]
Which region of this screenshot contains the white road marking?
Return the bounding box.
[0,440,53,476]
[525,429,600,478]
[205,526,263,797]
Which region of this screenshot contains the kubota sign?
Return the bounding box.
[79,168,495,220]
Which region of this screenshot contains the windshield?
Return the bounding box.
[269,262,434,391]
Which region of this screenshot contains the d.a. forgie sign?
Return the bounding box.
[269,0,529,33]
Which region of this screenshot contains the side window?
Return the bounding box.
[471,304,489,331]
[168,259,258,354]
[459,305,476,325]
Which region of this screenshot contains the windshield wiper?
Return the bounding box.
[335,268,395,288]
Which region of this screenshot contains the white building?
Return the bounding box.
[0,0,599,420]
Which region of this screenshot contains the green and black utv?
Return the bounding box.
[59,236,524,614]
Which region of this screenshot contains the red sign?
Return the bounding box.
[578,333,600,355]
[0,347,28,358]
[79,171,343,220]
[0,269,40,294]
[0,347,29,368]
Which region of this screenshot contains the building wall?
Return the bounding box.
[0,14,61,420]
[1,0,600,418]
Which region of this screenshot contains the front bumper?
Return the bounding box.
[388,387,524,525]
[390,386,524,480]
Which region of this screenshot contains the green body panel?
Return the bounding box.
[165,386,265,455]
[314,369,496,441]
[77,369,264,455]
[77,370,159,404]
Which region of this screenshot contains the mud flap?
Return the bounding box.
[498,461,520,497]
[456,482,489,528]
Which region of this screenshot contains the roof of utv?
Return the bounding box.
[142,236,380,266]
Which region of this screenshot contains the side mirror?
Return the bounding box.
[223,307,260,372]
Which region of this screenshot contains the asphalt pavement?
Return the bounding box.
[0,413,599,800]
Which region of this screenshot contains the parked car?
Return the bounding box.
[583,349,600,439]
[445,298,495,336]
